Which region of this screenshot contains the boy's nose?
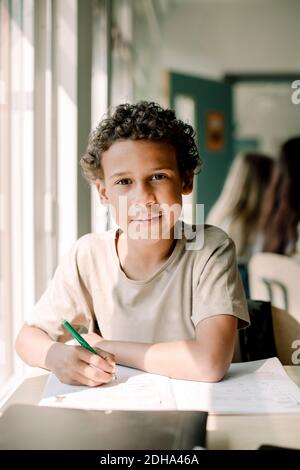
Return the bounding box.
[133,182,156,207]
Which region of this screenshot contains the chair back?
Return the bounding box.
[271,306,300,365]
[233,303,300,365]
[249,253,300,323]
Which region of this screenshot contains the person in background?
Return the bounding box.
[258,137,300,260]
[207,152,274,296]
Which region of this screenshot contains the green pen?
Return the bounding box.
[62,320,116,379]
[63,319,98,354]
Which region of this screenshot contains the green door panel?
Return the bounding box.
[170,72,233,218]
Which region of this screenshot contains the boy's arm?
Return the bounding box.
[15,323,116,386]
[15,323,56,369]
[97,314,237,382]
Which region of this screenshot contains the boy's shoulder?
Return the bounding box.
[181,222,234,254]
[180,223,237,278]
[77,229,116,244]
[69,229,116,260]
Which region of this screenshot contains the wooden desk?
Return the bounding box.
[1,366,300,450]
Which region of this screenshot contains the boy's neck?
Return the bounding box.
[116,227,177,281]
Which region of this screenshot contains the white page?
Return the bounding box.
[40,358,300,414]
[40,365,177,410]
[172,357,300,414]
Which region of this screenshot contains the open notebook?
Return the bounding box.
[40,357,300,415]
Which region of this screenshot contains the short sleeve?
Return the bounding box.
[191,237,250,329]
[26,242,94,341]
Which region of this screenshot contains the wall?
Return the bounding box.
[234,82,300,156]
[161,0,300,78]
[133,0,300,157]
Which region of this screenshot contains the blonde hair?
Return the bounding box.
[207,152,274,258]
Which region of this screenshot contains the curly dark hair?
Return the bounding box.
[80,101,202,183]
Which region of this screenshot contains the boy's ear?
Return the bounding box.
[95,179,109,204]
[181,172,194,195]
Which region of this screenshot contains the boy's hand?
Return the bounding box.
[45,342,116,386]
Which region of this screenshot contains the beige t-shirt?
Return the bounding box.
[26,222,250,342]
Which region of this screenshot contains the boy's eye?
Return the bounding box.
[116,174,166,185]
[116,178,131,185]
[151,174,166,181]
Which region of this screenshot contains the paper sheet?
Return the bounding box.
[40,358,300,414]
[40,365,177,410]
[172,358,300,414]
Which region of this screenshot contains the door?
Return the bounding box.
[170,72,233,219]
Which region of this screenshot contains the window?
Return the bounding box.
[0,0,85,398]
[0,0,35,393]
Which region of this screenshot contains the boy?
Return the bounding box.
[16,101,249,386]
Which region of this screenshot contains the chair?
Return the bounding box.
[271,305,300,365]
[233,302,300,365]
[248,253,300,320]
[247,253,300,365]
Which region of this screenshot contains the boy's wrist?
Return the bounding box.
[44,341,64,371]
[81,332,103,347]
[96,339,112,351]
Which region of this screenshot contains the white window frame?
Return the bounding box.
[91,0,110,234]
[34,0,57,299]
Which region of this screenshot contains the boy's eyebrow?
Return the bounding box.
[109,167,175,180]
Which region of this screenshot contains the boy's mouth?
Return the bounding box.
[132,214,163,222]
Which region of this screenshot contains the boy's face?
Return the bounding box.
[95,139,193,240]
